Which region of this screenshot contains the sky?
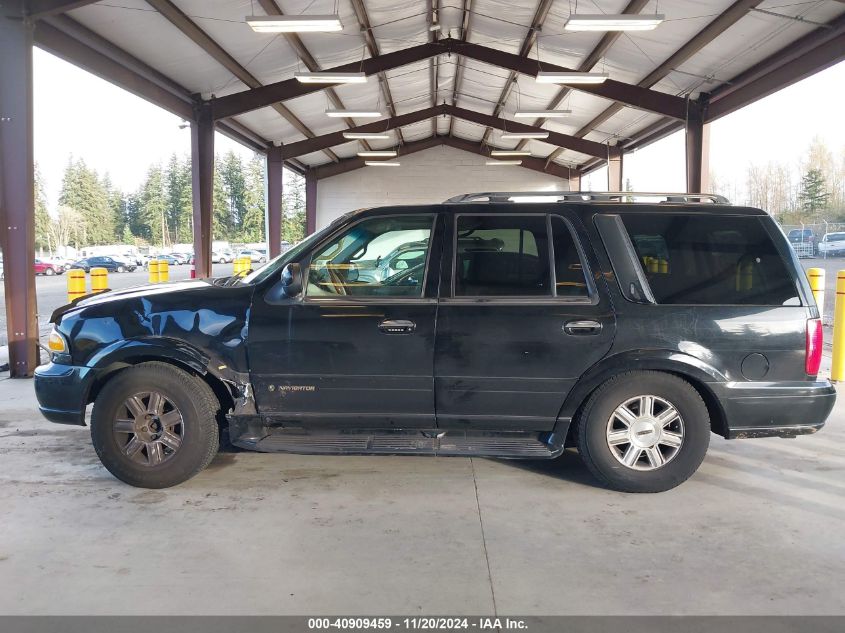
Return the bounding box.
[33,47,845,210]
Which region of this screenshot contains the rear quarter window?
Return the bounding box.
[621,214,800,306]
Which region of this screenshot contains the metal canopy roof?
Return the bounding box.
[32,0,845,178]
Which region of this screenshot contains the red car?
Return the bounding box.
[34,258,64,276]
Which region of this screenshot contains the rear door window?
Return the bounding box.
[620,214,800,306]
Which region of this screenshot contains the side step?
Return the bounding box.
[237,429,559,459]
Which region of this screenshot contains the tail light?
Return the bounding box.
[806,318,822,376]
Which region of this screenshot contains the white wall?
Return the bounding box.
[315,144,570,229]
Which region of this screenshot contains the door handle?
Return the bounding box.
[378,319,417,334]
[564,320,602,335]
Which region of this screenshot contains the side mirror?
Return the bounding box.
[281,263,303,297]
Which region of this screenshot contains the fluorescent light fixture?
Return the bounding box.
[365,161,400,167]
[500,131,549,139]
[326,109,383,118]
[564,14,665,32]
[514,110,572,118]
[357,150,398,158]
[536,71,609,84]
[490,150,531,157]
[295,72,366,84]
[343,132,392,140]
[246,15,343,33]
[486,160,522,166]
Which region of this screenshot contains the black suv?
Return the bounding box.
[34,192,836,492]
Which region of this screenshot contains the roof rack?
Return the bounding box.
[444,191,731,204]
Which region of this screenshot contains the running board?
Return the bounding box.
[232,427,560,459]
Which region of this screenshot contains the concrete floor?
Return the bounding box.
[1,371,844,616]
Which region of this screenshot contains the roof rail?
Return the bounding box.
[443,191,731,204]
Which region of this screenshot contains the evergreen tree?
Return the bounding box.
[165,154,193,243]
[240,156,266,243]
[102,174,127,241]
[799,168,829,216]
[282,172,306,244]
[34,164,53,253]
[218,151,247,234]
[58,158,116,245]
[138,165,169,246]
[213,158,232,240]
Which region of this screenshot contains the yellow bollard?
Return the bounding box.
[148,259,160,284]
[67,269,86,303]
[832,272,845,382]
[647,257,659,274]
[158,259,169,282]
[240,256,251,276]
[807,267,825,316]
[90,267,108,294]
[659,258,669,274]
[233,257,242,275]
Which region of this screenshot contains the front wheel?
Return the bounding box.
[91,362,220,488]
[45,267,55,276]
[116,265,125,273]
[575,371,710,493]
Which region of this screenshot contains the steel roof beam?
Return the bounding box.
[281,104,610,160]
[448,0,474,137]
[146,0,338,162]
[213,39,689,122]
[25,0,98,19]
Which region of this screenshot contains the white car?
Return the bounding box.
[818,232,845,256]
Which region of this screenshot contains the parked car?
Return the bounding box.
[69,256,136,273]
[238,249,267,263]
[212,251,232,264]
[35,192,835,491]
[34,258,64,276]
[170,252,190,265]
[787,228,816,257]
[818,232,845,256]
[143,254,180,268]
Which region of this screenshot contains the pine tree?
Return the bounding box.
[165,154,193,243]
[58,158,116,245]
[213,158,232,241]
[282,172,306,244]
[138,165,169,246]
[218,151,248,234]
[799,168,829,216]
[240,156,266,243]
[34,164,53,253]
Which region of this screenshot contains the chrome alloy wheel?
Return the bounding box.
[113,392,184,467]
[606,395,684,471]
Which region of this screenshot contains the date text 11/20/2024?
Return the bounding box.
[307,618,528,630]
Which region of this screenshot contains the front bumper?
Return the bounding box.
[33,362,98,426]
[710,380,836,439]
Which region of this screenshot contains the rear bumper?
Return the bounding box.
[33,362,97,426]
[710,380,836,439]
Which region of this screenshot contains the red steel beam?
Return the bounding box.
[191,105,214,279]
[266,146,284,258]
[448,0,474,137]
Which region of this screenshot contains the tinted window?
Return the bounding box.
[455,215,550,296]
[307,215,433,298]
[551,217,589,298]
[622,214,799,306]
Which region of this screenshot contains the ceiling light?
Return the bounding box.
[326,109,383,118]
[295,72,366,84]
[490,150,531,157]
[486,160,522,166]
[536,71,609,84]
[365,161,400,167]
[246,15,343,33]
[564,14,665,32]
[357,151,398,158]
[514,110,572,118]
[343,132,392,140]
[500,131,549,139]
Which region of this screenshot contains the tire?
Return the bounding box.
[117,266,126,273]
[259,257,266,263]
[90,362,220,488]
[45,267,55,276]
[575,371,710,493]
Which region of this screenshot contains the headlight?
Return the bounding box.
[47,327,68,354]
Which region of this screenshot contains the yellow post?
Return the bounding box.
[158,259,169,282]
[647,257,659,274]
[66,269,86,303]
[807,267,825,316]
[240,256,251,276]
[148,259,160,284]
[659,258,669,274]
[233,257,242,275]
[832,272,845,382]
[90,267,108,293]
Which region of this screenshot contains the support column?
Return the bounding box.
[686,109,710,193]
[191,103,214,278]
[607,149,623,191]
[0,4,39,377]
[305,171,317,235]
[265,145,283,258]
[568,171,581,192]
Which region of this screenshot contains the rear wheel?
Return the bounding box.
[116,265,126,273]
[575,371,710,493]
[45,267,55,276]
[91,362,220,488]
